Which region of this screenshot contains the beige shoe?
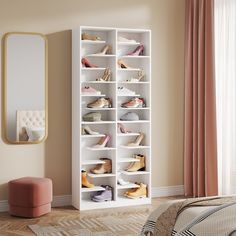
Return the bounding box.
[126,183,147,199]
[81,170,94,188]
[127,133,144,146]
[96,68,111,82]
[126,155,145,172]
[87,98,112,108]
[91,158,112,174]
[82,33,101,41]
[96,45,112,55]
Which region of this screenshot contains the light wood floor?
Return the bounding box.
[0,197,184,236]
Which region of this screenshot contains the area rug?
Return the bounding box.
[29,211,149,236]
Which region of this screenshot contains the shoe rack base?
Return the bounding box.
[72,26,151,211]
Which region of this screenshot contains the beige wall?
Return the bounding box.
[0,0,185,200]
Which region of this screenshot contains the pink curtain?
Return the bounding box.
[184,0,218,197]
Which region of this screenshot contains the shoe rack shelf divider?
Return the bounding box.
[72,26,151,210]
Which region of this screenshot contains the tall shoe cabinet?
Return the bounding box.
[72,26,151,210]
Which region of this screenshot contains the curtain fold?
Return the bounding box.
[184,0,218,197]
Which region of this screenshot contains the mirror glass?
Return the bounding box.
[3,33,47,144]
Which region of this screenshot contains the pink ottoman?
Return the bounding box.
[8,177,52,218]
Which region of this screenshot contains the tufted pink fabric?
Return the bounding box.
[8,177,52,218]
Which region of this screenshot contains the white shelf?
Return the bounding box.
[72,26,151,211]
[119,145,150,149]
[119,120,150,124]
[117,132,140,137]
[87,147,116,151]
[117,183,140,189]
[119,107,149,110]
[81,134,106,138]
[85,54,116,58]
[120,171,150,176]
[81,186,106,192]
[117,68,141,72]
[82,40,106,44]
[81,121,116,124]
[82,67,107,71]
[84,108,116,111]
[82,159,106,165]
[81,94,106,97]
[88,173,116,178]
[118,42,141,46]
[118,157,140,163]
[81,81,116,84]
[120,56,150,59]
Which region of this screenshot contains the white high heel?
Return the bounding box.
[82,125,99,135]
[127,133,144,146]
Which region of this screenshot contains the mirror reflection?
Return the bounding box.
[3,33,47,144]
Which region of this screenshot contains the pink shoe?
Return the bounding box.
[92,135,110,148]
[81,58,98,68]
[128,45,144,56]
[81,86,101,95]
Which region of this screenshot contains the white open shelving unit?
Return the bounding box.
[72,26,151,210]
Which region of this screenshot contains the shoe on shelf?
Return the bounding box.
[83,112,102,122]
[126,70,145,82]
[87,98,112,109]
[82,33,101,41]
[81,170,94,188]
[127,133,144,146]
[96,45,112,55]
[126,183,147,199]
[121,98,145,108]
[91,185,113,202]
[124,184,140,197]
[126,154,145,172]
[90,158,112,174]
[120,112,139,121]
[118,36,137,44]
[117,86,136,96]
[118,123,131,134]
[117,59,134,69]
[96,68,111,82]
[128,45,144,56]
[82,125,100,135]
[92,135,110,148]
[117,177,130,186]
[81,86,101,95]
[81,58,98,68]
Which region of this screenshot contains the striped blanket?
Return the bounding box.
[141,196,236,236]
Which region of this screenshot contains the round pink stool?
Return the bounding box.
[8,177,52,218]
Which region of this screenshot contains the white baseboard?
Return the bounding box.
[0,185,184,212]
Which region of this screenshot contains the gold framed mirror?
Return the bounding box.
[2,32,48,144]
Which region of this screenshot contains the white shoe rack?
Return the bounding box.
[72,26,151,210]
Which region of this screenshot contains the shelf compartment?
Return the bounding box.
[81,186,106,192]
[82,67,107,71]
[81,134,106,138]
[118,42,141,46]
[118,157,140,163]
[87,147,116,151]
[88,173,116,178]
[82,159,106,165]
[120,171,150,176]
[117,183,140,189]
[119,145,150,149]
[117,68,141,72]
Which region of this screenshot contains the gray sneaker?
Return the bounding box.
[92,185,112,202]
[120,112,139,121]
